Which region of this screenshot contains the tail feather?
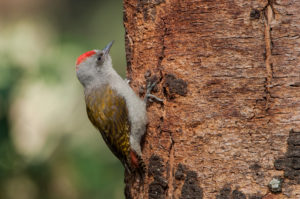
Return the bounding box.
[137,155,146,178]
[130,150,146,178]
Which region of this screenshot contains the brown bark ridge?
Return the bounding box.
[123,0,300,198]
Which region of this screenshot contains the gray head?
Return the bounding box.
[76,41,114,87]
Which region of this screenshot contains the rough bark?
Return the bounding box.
[123,0,300,198]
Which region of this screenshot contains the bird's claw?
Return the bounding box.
[144,82,163,103]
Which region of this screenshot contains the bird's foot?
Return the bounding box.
[144,81,163,103]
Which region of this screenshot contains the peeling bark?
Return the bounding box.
[123,0,300,198]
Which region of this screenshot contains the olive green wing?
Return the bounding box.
[85,85,131,167]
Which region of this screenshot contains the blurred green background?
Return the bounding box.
[0,0,126,198]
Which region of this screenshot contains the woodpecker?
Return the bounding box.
[75,41,148,174]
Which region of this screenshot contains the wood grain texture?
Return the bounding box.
[123,0,300,198]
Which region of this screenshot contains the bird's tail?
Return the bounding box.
[137,155,146,178]
[130,150,146,178]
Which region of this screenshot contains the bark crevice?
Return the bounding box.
[157,17,167,70]
[167,136,175,198]
[263,0,275,111]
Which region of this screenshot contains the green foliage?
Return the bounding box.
[0,0,126,198]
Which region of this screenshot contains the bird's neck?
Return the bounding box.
[84,66,121,92]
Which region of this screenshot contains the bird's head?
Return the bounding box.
[75,41,114,87]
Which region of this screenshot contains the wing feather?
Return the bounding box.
[85,85,131,167]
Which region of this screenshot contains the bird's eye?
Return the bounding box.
[97,53,103,61]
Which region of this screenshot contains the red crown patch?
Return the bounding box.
[76,50,96,66]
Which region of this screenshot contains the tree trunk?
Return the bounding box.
[123,0,300,198]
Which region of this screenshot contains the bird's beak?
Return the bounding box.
[103,41,114,55]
